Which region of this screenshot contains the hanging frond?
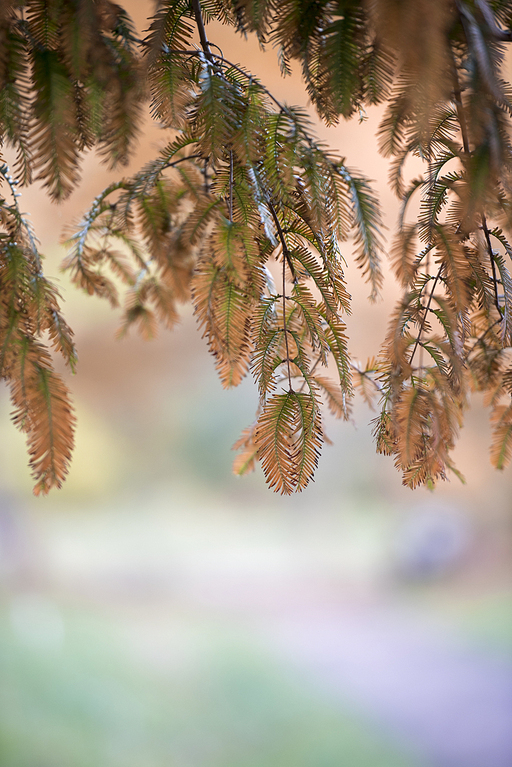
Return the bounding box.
[433,224,472,312]
[352,358,380,409]
[391,224,420,287]
[340,168,384,299]
[192,251,254,388]
[254,389,323,494]
[232,421,258,476]
[30,49,81,200]
[490,400,512,470]
[313,374,351,420]
[9,337,75,495]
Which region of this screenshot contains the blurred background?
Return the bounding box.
[0,7,511,767]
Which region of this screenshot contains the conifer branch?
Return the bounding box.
[2,0,512,492]
[162,154,203,171]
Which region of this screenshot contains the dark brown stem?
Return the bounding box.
[190,0,213,61]
[228,150,233,223]
[350,361,382,391]
[420,152,435,372]
[451,39,503,326]
[267,201,296,282]
[482,213,503,317]
[297,353,323,394]
[203,158,209,193]
[162,153,203,171]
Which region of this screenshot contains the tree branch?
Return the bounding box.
[190,0,213,61]
[267,200,296,282]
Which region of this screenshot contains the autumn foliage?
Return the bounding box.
[1,0,512,493]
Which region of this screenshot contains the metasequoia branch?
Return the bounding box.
[190,0,213,61]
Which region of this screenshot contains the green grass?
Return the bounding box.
[452,593,512,653]
[0,596,423,767]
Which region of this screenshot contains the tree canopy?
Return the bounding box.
[1,0,512,494]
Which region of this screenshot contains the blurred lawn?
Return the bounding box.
[433,592,512,654]
[0,596,423,767]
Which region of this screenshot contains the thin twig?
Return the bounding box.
[482,213,504,318]
[350,361,382,392]
[419,150,435,372]
[190,0,213,61]
[228,150,234,223]
[267,200,296,281]
[297,353,323,394]
[282,250,293,391]
[464,317,503,359]
[409,266,443,367]
[161,153,203,171]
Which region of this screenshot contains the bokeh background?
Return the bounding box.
[0,6,511,767]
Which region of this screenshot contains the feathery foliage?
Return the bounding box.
[2,0,512,493]
[0,163,75,493]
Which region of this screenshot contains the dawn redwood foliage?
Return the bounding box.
[1,0,512,494]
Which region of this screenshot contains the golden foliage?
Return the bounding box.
[254,390,323,494]
[192,250,254,387]
[2,0,512,493]
[10,339,75,495]
[231,422,258,476]
[490,401,512,470]
[0,164,76,493]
